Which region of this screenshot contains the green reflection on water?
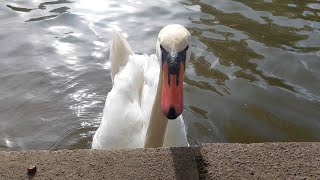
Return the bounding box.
[185,0,320,143]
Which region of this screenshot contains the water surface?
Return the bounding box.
[0,0,319,150]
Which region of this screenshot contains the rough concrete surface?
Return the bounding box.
[198,143,320,179]
[0,143,319,180]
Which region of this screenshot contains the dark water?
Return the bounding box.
[0,0,319,150]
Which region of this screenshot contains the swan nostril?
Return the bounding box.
[167,107,178,119]
[168,62,178,74]
[168,61,179,75]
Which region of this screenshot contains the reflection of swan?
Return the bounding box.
[92,24,191,149]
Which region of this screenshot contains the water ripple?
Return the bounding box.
[1,0,319,149]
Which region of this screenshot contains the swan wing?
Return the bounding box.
[92,55,145,149]
[110,30,134,82]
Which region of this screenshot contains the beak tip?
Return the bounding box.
[164,107,181,120]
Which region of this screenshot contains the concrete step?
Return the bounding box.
[0,142,319,179]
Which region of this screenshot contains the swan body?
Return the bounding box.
[92,24,191,149]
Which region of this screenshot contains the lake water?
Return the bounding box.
[0,0,319,150]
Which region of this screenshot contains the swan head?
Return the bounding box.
[156,24,191,119]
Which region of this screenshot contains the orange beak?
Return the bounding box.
[161,62,185,119]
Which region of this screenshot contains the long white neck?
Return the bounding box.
[144,69,168,148]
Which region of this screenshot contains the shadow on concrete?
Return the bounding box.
[169,146,204,180]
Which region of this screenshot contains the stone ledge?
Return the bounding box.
[0,143,319,179]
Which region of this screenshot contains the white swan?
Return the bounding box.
[92,24,191,149]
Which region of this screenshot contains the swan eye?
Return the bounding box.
[160,44,165,51]
[177,45,188,58]
[161,45,169,65]
[160,44,168,56]
[183,45,189,52]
